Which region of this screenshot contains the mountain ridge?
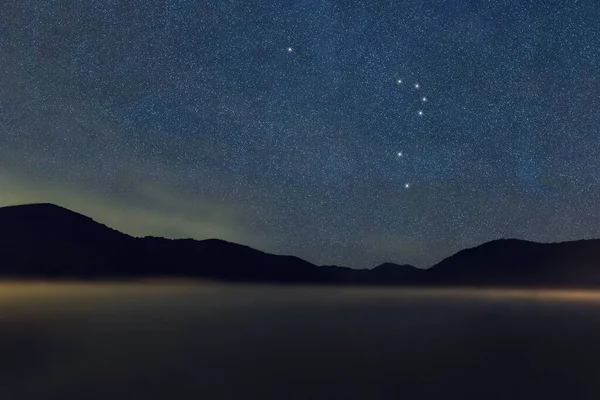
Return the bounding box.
[2,203,600,287]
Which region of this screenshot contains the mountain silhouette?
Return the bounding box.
[367,263,426,284]
[428,238,600,287]
[2,203,600,287]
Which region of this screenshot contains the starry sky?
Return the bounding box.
[1,0,600,268]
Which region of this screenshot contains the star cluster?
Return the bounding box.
[1,0,600,268]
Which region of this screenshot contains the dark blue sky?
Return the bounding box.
[2,0,600,268]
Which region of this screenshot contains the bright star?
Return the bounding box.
[404,183,410,189]
[421,96,427,102]
[287,47,293,52]
[397,79,403,84]
[414,83,420,89]
[418,110,424,116]
[397,151,403,157]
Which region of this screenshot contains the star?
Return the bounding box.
[418,110,424,116]
[404,183,410,189]
[287,47,293,53]
[397,79,403,84]
[397,151,403,157]
[414,83,420,89]
[421,96,427,102]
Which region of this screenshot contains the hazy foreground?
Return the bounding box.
[2,284,600,399]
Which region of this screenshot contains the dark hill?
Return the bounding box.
[0,203,134,277]
[2,203,600,287]
[0,203,129,242]
[428,238,600,287]
[133,236,324,283]
[0,204,350,282]
[368,263,427,284]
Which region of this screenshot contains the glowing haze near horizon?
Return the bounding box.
[1,1,600,268]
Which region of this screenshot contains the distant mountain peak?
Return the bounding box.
[372,262,418,271]
[0,203,94,221]
[0,202,131,241]
[1,202,72,212]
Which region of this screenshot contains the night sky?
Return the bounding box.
[1,1,600,268]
